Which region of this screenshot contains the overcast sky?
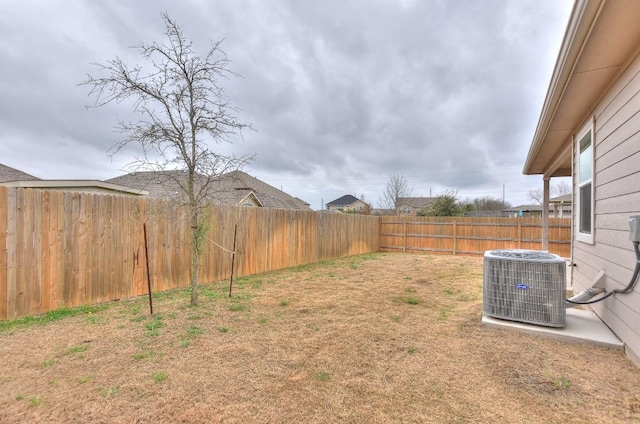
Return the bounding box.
[0,0,573,210]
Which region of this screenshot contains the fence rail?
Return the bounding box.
[379,216,570,257]
[1,188,571,320]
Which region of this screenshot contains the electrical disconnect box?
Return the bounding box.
[630,216,640,242]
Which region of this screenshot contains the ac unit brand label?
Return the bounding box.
[515,283,529,290]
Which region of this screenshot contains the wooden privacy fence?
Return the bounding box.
[0,187,380,320]
[379,216,571,258]
[0,187,573,320]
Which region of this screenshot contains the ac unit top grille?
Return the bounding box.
[484,249,564,263]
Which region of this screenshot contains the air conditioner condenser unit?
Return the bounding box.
[483,249,567,327]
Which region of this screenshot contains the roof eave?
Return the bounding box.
[523,0,603,176]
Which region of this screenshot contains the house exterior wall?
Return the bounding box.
[397,202,417,215]
[572,50,640,365]
[326,200,368,212]
[397,202,423,216]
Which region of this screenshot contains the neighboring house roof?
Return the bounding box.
[106,170,192,200]
[504,203,571,213]
[107,170,311,210]
[217,170,310,210]
[523,0,640,177]
[326,195,360,207]
[0,180,148,196]
[398,197,436,209]
[0,163,40,182]
[549,194,572,204]
[506,205,545,212]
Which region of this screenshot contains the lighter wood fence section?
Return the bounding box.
[379,216,571,258]
[0,188,380,320]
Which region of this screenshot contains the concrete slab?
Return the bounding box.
[481,308,624,350]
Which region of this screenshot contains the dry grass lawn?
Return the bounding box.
[1,253,640,423]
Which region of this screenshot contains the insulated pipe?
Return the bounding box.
[566,242,640,307]
[566,287,605,308]
[612,241,640,295]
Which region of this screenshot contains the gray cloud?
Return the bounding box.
[0,0,572,209]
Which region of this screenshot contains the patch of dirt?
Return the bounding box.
[1,253,639,423]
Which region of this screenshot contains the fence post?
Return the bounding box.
[402,216,407,253]
[452,220,457,255]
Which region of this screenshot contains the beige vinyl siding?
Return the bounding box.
[572,50,640,362]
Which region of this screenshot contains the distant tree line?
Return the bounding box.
[416,191,510,217]
[375,174,511,217]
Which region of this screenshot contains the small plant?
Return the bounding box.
[279,300,289,307]
[408,346,418,354]
[201,288,220,299]
[229,303,247,312]
[443,287,455,295]
[406,298,419,305]
[405,288,416,293]
[218,327,229,333]
[42,358,56,368]
[547,372,571,391]
[65,344,89,355]
[315,372,330,382]
[79,375,93,384]
[439,308,450,321]
[391,315,402,322]
[258,317,268,324]
[180,340,191,348]
[187,325,205,337]
[84,314,100,324]
[99,386,121,398]
[457,293,476,302]
[134,351,153,361]
[145,315,164,337]
[153,372,168,383]
[29,396,43,407]
[15,394,24,400]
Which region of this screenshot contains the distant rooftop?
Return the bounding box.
[0,163,40,183]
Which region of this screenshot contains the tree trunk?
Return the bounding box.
[190,210,199,306]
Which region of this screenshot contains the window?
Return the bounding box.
[576,124,594,244]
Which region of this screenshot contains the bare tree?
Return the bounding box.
[527,188,544,205]
[471,196,511,210]
[527,180,572,205]
[81,13,252,305]
[554,180,572,196]
[378,173,412,215]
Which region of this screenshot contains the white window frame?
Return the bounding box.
[575,120,594,244]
